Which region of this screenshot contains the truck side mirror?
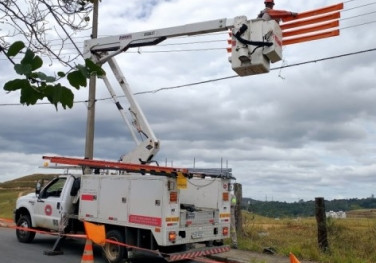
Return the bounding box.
[35,179,44,196]
[70,178,81,196]
[35,181,41,195]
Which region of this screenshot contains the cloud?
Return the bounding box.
[1,0,376,202]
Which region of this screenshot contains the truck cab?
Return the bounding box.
[14,174,81,243]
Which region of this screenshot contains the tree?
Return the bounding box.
[0,0,103,109]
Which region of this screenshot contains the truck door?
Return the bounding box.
[33,177,67,231]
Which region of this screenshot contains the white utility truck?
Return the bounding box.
[14,15,282,263]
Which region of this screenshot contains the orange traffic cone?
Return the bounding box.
[290,252,301,263]
[81,239,94,263]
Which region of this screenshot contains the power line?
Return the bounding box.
[133,47,376,95]
[341,10,376,21]
[341,19,376,30]
[1,46,375,107]
[342,1,376,12]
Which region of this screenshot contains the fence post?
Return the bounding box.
[234,183,243,234]
[315,197,329,252]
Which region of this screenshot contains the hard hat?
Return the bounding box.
[264,0,275,4]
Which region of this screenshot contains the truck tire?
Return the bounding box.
[16,215,36,243]
[103,229,127,263]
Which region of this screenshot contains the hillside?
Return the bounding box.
[243,197,376,218]
[0,174,58,218]
[0,173,58,189]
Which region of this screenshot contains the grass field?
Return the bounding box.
[240,211,376,263]
[0,189,28,219]
[0,173,56,219]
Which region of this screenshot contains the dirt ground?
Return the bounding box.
[209,249,318,263]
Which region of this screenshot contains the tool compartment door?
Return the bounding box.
[179,178,223,209]
[79,175,100,219]
[98,176,129,222]
[128,178,164,228]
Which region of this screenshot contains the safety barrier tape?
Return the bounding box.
[0,217,226,263]
[0,219,165,258]
[0,219,86,239]
[0,218,15,228]
[193,257,224,263]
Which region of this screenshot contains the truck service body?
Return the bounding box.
[15,169,233,261]
[79,173,232,247]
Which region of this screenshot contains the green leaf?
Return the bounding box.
[44,84,74,109]
[34,72,56,82]
[14,63,33,76]
[21,49,35,65]
[7,41,25,57]
[58,85,74,109]
[44,84,61,107]
[76,64,89,78]
[85,58,105,76]
[3,79,29,91]
[31,55,43,71]
[57,71,66,78]
[67,70,87,89]
[20,85,44,105]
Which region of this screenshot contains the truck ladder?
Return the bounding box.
[42,156,234,179]
[43,156,187,177]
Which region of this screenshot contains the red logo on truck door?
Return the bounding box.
[44,204,52,216]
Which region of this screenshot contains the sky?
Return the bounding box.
[1,0,376,202]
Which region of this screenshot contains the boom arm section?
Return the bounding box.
[83,16,282,164]
[107,58,159,164]
[83,18,234,63]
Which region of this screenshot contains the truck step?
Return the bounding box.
[165,245,230,262]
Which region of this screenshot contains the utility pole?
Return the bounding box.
[84,0,99,169]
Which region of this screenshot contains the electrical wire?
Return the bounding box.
[1,46,375,106]
[341,10,376,21]
[134,47,376,95]
[342,1,376,12]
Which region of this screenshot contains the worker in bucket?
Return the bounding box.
[257,0,298,23]
[230,193,238,249]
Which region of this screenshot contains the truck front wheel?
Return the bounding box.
[103,229,127,263]
[16,215,36,243]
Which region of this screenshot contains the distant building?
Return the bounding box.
[326,210,347,218]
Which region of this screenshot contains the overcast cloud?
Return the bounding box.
[1,0,376,202]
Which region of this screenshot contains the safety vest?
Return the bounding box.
[231,195,237,206]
